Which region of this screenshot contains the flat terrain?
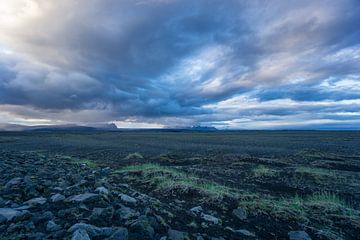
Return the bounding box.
[0,131,359,239]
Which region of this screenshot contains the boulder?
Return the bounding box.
[51,193,65,202]
[201,213,221,225]
[0,208,27,222]
[232,208,247,220]
[107,227,129,240]
[67,193,98,203]
[190,206,203,215]
[129,216,155,239]
[288,231,312,240]
[24,197,47,206]
[119,193,137,205]
[95,186,110,195]
[72,229,90,240]
[46,220,61,232]
[168,229,189,240]
[5,177,23,188]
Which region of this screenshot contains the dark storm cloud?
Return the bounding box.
[0,0,359,128]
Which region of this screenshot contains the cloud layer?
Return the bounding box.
[0,0,359,129]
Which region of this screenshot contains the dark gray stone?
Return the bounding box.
[232,208,247,220]
[67,193,98,203]
[46,220,61,232]
[107,227,129,240]
[72,229,90,240]
[168,229,189,240]
[288,231,312,240]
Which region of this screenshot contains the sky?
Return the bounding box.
[0,0,359,129]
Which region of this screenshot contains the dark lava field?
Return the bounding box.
[0,131,359,239]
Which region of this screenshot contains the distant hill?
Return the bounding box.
[0,123,118,132]
[187,125,218,131]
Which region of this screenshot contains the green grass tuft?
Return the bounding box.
[253,164,276,177]
[124,152,144,160]
[118,163,234,200]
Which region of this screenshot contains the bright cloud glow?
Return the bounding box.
[0,0,359,129]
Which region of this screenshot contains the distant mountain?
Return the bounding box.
[188,125,218,131]
[0,123,119,132]
[0,124,28,131]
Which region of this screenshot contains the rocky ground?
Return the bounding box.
[0,151,314,240]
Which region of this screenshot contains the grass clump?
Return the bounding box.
[253,164,276,177]
[306,191,347,207]
[124,152,144,160]
[118,163,234,200]
[60,155,98,168]
[238,191,357,223]
[77,159,98,168]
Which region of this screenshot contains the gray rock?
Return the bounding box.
[232,208,247,220]
[0,208,26,222]
[190,206,203,215]
[67,193,98,203]
[0,215,6,224]
[129,216,155,239]
[168,229,189,240]
[201,213,221,225]
[288,231,312,240]
[95,186,109,195]
[68,223,115,237]
[72,229,90,240]
[32,211,54,225]
[51,193,65,202]
[24,197,47,206]
[108,227,128,240]
[68,223,102,237]
[0,197,5,207]
[89,207,114,225]
[119,193,137,204]
[15,205,31,210]
[46,220,61,232]
[5,177,23,188]
[116,205,139,220]
[234,229,255,237]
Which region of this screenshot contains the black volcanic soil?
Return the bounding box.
[0,131,359,239]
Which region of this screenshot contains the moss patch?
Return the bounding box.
[117,163,235,200]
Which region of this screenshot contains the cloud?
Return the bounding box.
[0,0,359,128]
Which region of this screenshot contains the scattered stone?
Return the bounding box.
[234,229,255,237]
[72,229,90,240]
[119,193,137,204]
[129,216,155,239]
[51,193,65,202]
[68,223,103,237]
[0,208,26,222]
[5,177,23,188]
[89,207,114,225]
[108,227,129,240]
[32,211,54,225]
[190,206,203,215]
[201,213,221,225]
[288,231,312,240]
[116,205,139,220]
[67,193,98,203]
[95,186,110,195]
[0,215,6,224]
[232,207,247,220]
[168,229,189,240]
[46,220,61,232]
[24,197,47,206]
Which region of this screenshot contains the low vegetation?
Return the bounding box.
[253,164,277,177]
[117,163,235,200]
